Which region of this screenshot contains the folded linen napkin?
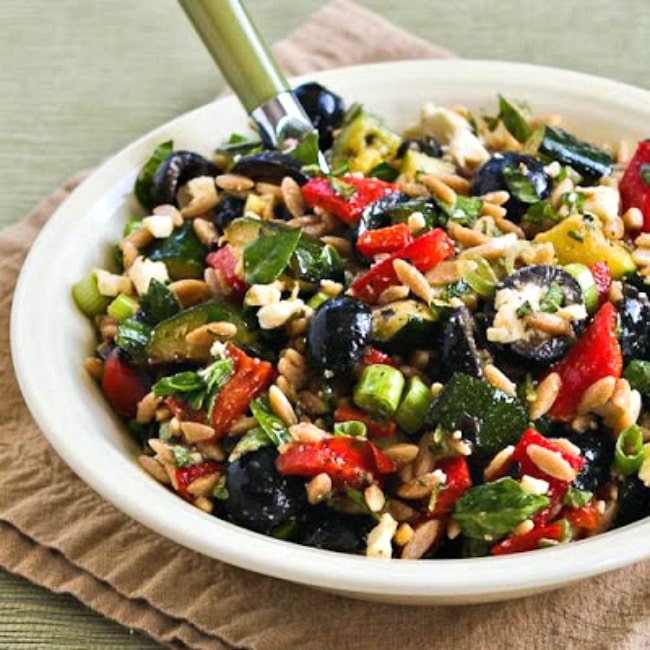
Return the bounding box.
[2,2,650,649]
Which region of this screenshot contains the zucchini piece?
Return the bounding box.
[427,373,529,457]
[563,263,598,313]
[145,221,207,280]
[398,148,455,183]
[330,111,401,175]
[147,300,257,363]
[538,126,613,183]
[371,299,439,353]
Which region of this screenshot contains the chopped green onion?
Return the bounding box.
[72,274,110,318]
[353,364,405,419]
[563,263,598,313]
[307,291,329,310]
[464,258,498,298]
[395,376,433,434]
[623,359,650,398]
[333,421,367,438]
[123,217,143,237]
[615,424,644,476]
[563,488,593,508]
[107,293,139,321]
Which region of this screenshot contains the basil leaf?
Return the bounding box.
[228,427,272,462]
[291,130,321,167]
[502,165,541,204]
[115,314,152,362]
[134,140,173,209]
[243,226,302,285]
[152,371,205,397]
[498,96,532,143]
[199,358,234,394]
[368,162,399,182]
[435,195,483,226]
[291,235,344,283]
[139,278,180,325]
[250,397,292,446]
[453,477,550,541]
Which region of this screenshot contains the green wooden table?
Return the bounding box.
[1,0,648,646]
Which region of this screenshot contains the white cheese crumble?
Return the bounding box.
[487,284,545,344]
[127,255,169,295]
[142,214,174,239]
[578,185,620,225]
[256,299,308,330]
[520,474,550,495]
[94,268,133,297]
[407,104,489,171]
[365,513,398,559]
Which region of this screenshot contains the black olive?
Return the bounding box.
[396,136,442,159]
[306,296,372,376]
[487,265,587,365]
[149,151,221,210]
[471,153,550,222]
[294,82,345,151]
[230,151,309,186]
[212,195,245,230]
[619,284,650,364]
[221,447,307,535]
[438,306,487,382]
[298,505,375,553]
[566,430,615,492]
[614,475,650,528]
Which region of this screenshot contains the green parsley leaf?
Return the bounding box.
[539,281,564,313]
[139,278,180,325]
[291,130,321,167]
[516,301,533,318]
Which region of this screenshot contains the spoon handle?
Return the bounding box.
[178,0,288,113]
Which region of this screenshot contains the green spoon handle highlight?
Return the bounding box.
[178,0,289,113]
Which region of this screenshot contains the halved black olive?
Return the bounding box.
[396,136,442,159]
[298,505,375,553]
[306,296,372,375]
[212,195,246,230]
[294,82,345,150]
[150,151,221,210]
[438,306,488,382]
[566,429,615,492]
[230,151,309,186]
[487,265,587,365]
[614,475,650,529]
[221,447,307,535]
[471,153,550,221]
[619,284,650,364]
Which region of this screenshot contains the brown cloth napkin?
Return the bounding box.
[3,2,650,649]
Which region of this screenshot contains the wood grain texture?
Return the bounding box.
[1,1,649,648]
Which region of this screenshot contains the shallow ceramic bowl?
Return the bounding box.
[11,60,650,604]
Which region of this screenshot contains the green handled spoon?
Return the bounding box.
[179,0,325,167]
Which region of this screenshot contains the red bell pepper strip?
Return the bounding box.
[619,140,650,232]
[490,520,569,556]
[101,350,151,418]
[275,437,397,488]
[356,223,413,259]
[333,404,396,439]
[164,396,208,424]
[206,244,247,301]
[561,502,601,532]
[589,261,611,307]
[210,344,274,438]
[361,347,399,368]
[301,175,397,225]
[351,228,455,303]
[547,302,622,421]
[429,457,472,516]
[175,461,222,501]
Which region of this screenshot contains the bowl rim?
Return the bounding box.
[11,58,650,601]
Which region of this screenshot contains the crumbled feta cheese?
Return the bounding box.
[365,513,398,559]
[408,104,489,170]
[127,255,169,295]
[543,161,562,178]
[257,299,306,330]
[142,215,174,239]
[578,185,620,225]
[487,285,545,344]
[94,268,133,297]
[520,474,550,495]
[245,283,282,307]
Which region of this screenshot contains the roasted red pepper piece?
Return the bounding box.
[351,228,455,303]
[620,140,650,232]
[430,457,472,516]
[547,302,622,421]
[210,344,274,438]
[356,223,413,258]
[301,175,397,225]
[206,244,247,301]
[561,502,601,532]
[361,347,399,368]
[164,396,207,424]
[101,350,150,418]
[589,261,612,307]
[175,461,222,501]
[275,437,397,488]
[333,404,396,439]
[490,520,568,556]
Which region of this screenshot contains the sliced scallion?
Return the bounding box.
[615,424,644,476]
[333,421,367,438]
[72,273,110,317]
[464,258,498,298]
[395,376,433,434]
[107,293,139,321]
[353,364,405,419]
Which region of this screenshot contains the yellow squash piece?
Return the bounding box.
[534,214,635,278]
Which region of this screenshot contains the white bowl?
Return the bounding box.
[11,60,650,605]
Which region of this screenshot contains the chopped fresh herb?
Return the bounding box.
[641,164,650,186]
[453,477,550,540]
[333,421,368,438]
[343,488,380,520]
[516,301,533,318]
[291,234,344,283]
[523,199,560,227]
[560,190,586,212]
[139,278,180,325]
[115,314,152,363]
[134,140,173,209]
[329,176,358,199]
[228,427,272,462]
[624,359,650,398]
[563,488,593,508]
[502,165,541,204]
[291,130,321,167]
[153,371,205,397]
[436,195,483,227]
[568,229,585,242]
[170,445,198,468]
[250,397,292,447]
[440,279,471,302]
[271,519,299,540]
[158,421,173,441]
[519,373,537,405]
[539,282,564,313]
[498,96,532,143]
[212,474,229,500]
[123,217,143,237]
[227,133,248,144]
[368,162,399,182]
[243,226,302,285]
